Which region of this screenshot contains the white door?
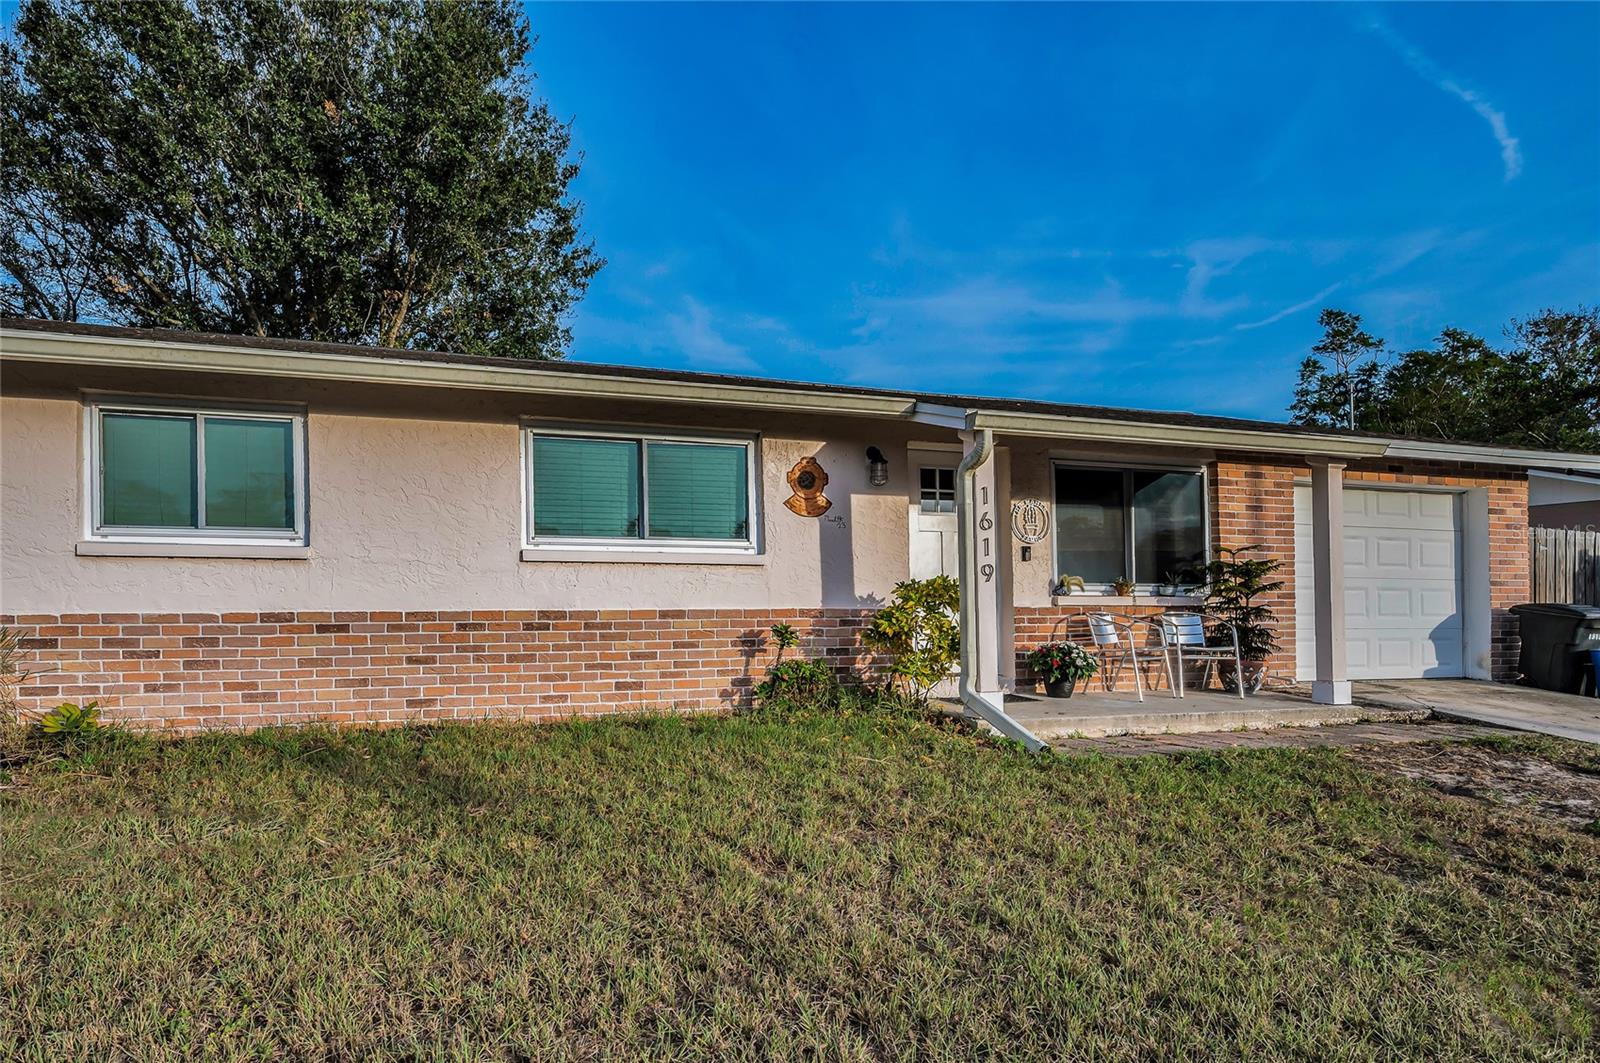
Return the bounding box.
[910,465,958,580]
[1295,486,1464,680]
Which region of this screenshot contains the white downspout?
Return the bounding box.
[956,427,1048,752]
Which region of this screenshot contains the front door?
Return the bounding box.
[910,465,958,580]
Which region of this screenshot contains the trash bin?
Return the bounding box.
[1510,603,1600,694]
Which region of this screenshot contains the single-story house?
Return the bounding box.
[5,318,1598,745]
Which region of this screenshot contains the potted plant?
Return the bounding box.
[1111,576,1136,597]
[1199,545,1286,693]
[1052,573,1086,597]
[1026,642,1099,698]
[1157,571,1184,597]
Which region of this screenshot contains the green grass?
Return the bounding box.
[2,712,1597,1061]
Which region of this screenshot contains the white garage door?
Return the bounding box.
[1295,487,1463,680]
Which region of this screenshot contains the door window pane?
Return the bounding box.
[204,418,295,529]
[1054,467,1125,583]
[101,413,197,527]
[1133,471,1205,583]
[919,467,956,513]
[645,442,749,540]
[532,436,640,538]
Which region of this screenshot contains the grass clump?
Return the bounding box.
[2,713,1596,1060]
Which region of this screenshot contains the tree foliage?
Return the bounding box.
[1289,309,1384,430]
[1,0,600,358]
[1199,546,1285,663]
[1289,307,1600,453]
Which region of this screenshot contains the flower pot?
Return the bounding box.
[1044,678,1078,698]
[1220,659,1267,694]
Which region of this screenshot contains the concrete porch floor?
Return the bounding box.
[989,684,1428,741]
[974,677,1600,744]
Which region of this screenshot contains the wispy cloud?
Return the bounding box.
[871,276,1167,329]
[1176,237,1282,318]
[1234,283,1342,331]
[1365,16,1522,181]
[662,297,758,370]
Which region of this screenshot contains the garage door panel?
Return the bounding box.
[1417,538,1456,573]
[1417,587,1457,619]
[1417,492,1455,521]
[1295,485,1463,682]
[1373,537,1413,570]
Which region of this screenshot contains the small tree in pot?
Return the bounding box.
[1199,545,1285,693]
[1025,642,1098,698]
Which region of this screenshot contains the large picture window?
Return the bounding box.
[1054,464,1205,587]
[89,401,305,543]
[526,427,755,550]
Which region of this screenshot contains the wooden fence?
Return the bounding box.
[1530,526,1600,605]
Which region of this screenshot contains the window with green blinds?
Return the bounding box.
[204,418,295,529]
[645,442,748,540]
[101,413,197,528]
[532,436,641,538]
[528,432,753,545]
[94,404,302,539]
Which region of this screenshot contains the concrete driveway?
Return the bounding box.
[1352,679,1600,744]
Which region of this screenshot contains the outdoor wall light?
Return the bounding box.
[865,446,889,487]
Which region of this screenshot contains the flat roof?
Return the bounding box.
[4,316,1597,471]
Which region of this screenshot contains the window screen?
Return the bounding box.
[1054,467,1126,583]
[645,442,748,540]
[101,413,198,528]
[532,436,641,539]
[1132,471,1205,583]
[203,418,295,529]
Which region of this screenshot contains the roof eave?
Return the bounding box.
[0,326,915,418]
[966,409,1390,459]
[1381,438,1600,475]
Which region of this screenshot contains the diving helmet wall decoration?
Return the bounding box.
[784,456,832,517]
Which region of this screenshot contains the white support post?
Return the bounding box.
[956,428,1045,752]
[1309,459,1351,705]
[967,432,1004,694]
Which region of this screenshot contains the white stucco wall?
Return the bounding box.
[0,376,921,614]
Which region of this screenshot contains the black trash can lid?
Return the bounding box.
[1510,602,1600,619]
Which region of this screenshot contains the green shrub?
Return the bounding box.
[754,658,841,706]
[861,575,960,703]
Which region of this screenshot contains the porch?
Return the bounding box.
[926,407,1517,752]
[980,686,1427,741]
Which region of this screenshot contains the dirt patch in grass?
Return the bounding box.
[1345,736,1600,833]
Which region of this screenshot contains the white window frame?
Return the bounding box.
[1051,460,1210,593]
[522,422,760,556]
[82,397,308,546]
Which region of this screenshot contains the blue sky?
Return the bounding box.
[529,2,1598,420]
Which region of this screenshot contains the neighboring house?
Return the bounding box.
[4,318,1598,745]
[1529,470,1600,529]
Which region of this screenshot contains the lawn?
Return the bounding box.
[2,711,1597,1061]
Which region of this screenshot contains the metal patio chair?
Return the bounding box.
[1084,612,1176,703]
[1156,611,1246,700]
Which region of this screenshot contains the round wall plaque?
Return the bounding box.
[1011,498,1050,543]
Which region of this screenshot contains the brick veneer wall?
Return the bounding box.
[1013,457,1531,693]
[1,609,877,732]
[5,462,1532,729]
